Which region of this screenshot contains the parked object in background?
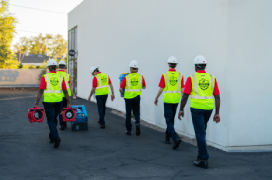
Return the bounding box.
[119,71,129,97]
[28,107,44,123]
[71,105,88,131]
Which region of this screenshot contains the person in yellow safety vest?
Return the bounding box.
[88,67,115,129]
[178,55,221,169]
[57,60,77,130]
[119,60,146,136]
[34,59,71,148]
[154,56,184,150]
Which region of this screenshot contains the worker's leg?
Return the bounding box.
[124,98,133,132]
[191,108,209,160]
[102,95,108,122]
[132,95,140,125]
[43,102,60,140]
[164,103,178,140]
[59,97,67,126]
[96,95,105,125]
[172,103,178,127]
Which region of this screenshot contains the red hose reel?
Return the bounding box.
[28,107,44,123]
[62,108,76,122]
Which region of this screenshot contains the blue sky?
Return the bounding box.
[9,0,83,45]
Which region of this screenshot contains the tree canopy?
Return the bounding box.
[0,0,19,69]
[14,34,67,61]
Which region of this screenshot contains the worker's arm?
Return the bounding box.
[69,82,76,99]
[63,90,71,107]
[214,95,220,123]
[119,88,124,97]
[34,89,44,108]
[109,84,115,101]
[88,88,96,100]
[154,88,164,106]
[178,93,190,120]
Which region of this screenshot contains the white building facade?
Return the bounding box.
[68,0,272,152]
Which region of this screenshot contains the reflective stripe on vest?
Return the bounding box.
[126,74,142,92]
[65,74,69,88]
[190,74,214,99]
[96,75,109,89]
[164,72,181,94]
[44,74,62,93]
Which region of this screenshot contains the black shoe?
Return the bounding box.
[97,120,101,124]
[100,124,105,129]
[54,138,61,148]
[59,125,65,130]
[173,138,182,149]
[126,131,131,135]
[164,137,171,144]
[194,159,208,169]
[136,125,141,136]
[197,155,200,161]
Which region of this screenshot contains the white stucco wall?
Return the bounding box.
[68,0,272,151]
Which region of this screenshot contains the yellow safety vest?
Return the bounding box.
[190,72,215,110]
[95,73,110,96]
[124,73,142,99]
[57,71,71,97]
[163,71,183,104]
[43,73,63,102]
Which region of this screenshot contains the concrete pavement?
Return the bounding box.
[0,90,271,180]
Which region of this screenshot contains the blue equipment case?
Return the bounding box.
[71,105,88,131]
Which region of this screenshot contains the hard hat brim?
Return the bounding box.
[129,65,139,68]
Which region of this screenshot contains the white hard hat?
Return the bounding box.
[90,66,98,74]
[129,60,139,68]
[58,60,66,66]
[194,55,207,64]
[47,59,57,66]
[167,56,178,64]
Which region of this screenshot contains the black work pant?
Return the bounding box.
[164,103,179,140]
[191,108,213,160]
[59,97,68,125]
[124,95,140,132]
[96,95,108,125]
[43,101,61,140]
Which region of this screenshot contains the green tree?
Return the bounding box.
[13,36,31,63]
[51,34,67,58]
[23,34,67,59]
[0,0,19,69]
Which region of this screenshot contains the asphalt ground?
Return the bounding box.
[0,90,272,180]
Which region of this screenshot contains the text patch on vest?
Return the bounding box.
[199,78,209,90]
[131,77,139,86]
[101,77,107,83]
[169,75,178,86]
[50,77,59,86]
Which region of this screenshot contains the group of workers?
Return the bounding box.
[34,55,220,169]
